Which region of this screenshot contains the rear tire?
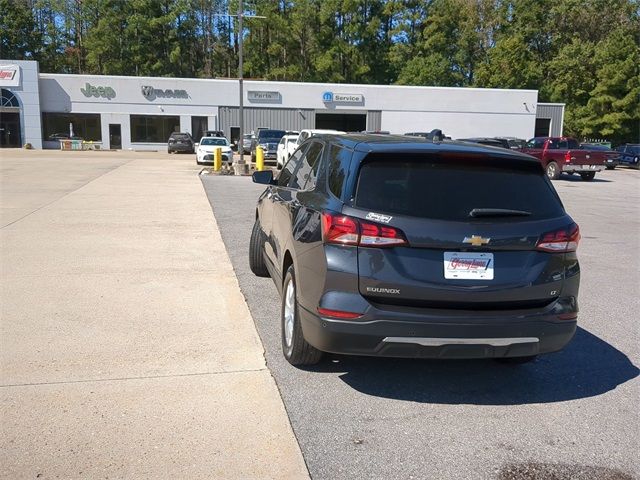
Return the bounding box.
[545,161,560,180]
[579,172,596,181]
[605,166,615,170]
[495,355,537,364]
[249,219,269,277]
[281,265,323,366]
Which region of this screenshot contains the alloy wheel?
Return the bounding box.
[283,278,295,350]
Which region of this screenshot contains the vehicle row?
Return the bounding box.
[167,128,638,179]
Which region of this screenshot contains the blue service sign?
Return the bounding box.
[322,91,334,102]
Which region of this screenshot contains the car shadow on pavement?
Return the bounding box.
[305,327,638,405]
[558,174,612,182]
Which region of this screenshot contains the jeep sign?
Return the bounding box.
[81,82,116,99]
[141,85,189,100]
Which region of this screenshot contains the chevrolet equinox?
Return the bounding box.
[250,135,580,366]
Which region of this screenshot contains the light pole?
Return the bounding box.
[235,0,245,175]
[221,0,265,176]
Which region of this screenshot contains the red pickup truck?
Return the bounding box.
[520,137,607,181]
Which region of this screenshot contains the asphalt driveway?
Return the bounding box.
[201,168,639,480]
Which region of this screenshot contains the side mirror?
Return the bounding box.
[194,143,199,147]
[252,170,275,185]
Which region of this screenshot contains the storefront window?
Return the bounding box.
[42,113,102,141]
[130,115,180,143]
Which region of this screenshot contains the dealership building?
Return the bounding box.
[1,59,564,150]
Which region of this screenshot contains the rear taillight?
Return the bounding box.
[564,151,571,163]
[321,213,359,245]
[321,212,408,248]
[536,224,580,252]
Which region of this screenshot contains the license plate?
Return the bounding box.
[444,252,494,280]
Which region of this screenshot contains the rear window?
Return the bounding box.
[201,138,227,146]
[258,130,286,140]
[354,157,564,222]
[526,138,545,148]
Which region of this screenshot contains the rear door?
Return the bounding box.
[271,141,325,273]
[264,143,311,271]
[346,155,572,309]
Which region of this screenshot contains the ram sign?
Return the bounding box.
[141,85,189,100]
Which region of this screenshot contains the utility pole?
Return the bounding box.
[235,0,245,175]
[217,2,265,176]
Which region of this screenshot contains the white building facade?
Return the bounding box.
[1,59,564,151]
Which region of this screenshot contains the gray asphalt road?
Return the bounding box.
[201,168,639,480]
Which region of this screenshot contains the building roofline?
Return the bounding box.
[537,102,566,107]
[37,72,538,94]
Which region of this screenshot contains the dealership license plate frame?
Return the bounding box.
[444,252,494,280]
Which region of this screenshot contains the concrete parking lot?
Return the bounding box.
[1,150,308,479]
[2,148,638,480]
[202,167,639,480]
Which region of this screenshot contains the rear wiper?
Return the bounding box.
[469,208,532,218]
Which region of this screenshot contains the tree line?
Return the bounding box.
[1,0,638,143]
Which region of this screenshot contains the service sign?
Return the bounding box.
[322,91,364,104]
[333,93,364,103]
[0,65,21,87]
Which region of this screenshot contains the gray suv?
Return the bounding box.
[250,135,580,366]
[251,129,286,163]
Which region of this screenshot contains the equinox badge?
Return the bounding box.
[463,235,491,246]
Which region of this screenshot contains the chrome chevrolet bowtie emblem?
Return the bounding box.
[463,235,491,246]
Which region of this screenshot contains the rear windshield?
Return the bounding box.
[354,157,564,221]
[258,130,286,140]
[171,133,190,139]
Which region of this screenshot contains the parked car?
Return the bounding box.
[580,143,620,170]
[295,129,345,148]
[405,129,449,141]
[277,134,300,169]
[496,137,527,150]
[249,134,580,366]
[520,137,606,181]
[204,130,224,138]
[196,136,233,165]
[457,137,510,149]
[168,132,195,154]
[615,144,640,169]
[240,134,254,154]
[251,129,287,163]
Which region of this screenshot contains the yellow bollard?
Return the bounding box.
[214,147,222,171]
[256,146,265,171]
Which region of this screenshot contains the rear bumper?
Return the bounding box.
[562,164,604,172]
[299,306,577,359]
[169,144,193,152]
